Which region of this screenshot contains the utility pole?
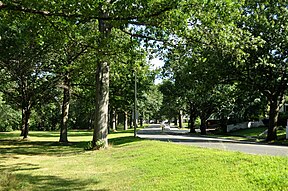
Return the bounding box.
[134,70,138,137]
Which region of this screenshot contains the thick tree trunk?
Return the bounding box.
[124,111,128,130]
[189,104,197,133]
[174,117,178,126]
[20,94,31,138]
[92,6,111,149]
[59,75,70,143]
[266,98,281,141]
[200,116,207,135]
[220,115,228,134]
[20,108,25,136]
[178,110,183,129]
[92,60,110,148]
[20,78,31,138]
[22,108,31,139]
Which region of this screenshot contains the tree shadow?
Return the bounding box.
[28,131,93,138]
[109,136,143,146]
[1,166,102,191]
[0,139,88,157]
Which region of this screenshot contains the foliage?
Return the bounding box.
[0,93,21,132]
[139,85,163,121]
[0,0,287,142]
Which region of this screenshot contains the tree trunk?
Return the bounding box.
[266,98,281,141]
[129,113,133,129]
[112,109,116,131]
[189,104,197,133]
[124,111,128,130]
[115,111,118,130]
[92,60,110,148]
[200,116,207,135]
[174,117,178,126]
[92,6,111,149]
[109,108,116,131]
[59,75,70,143]
[20,108,25,136]
[22,108,31,139]
[178,110,183,129]
[220,115,228,134]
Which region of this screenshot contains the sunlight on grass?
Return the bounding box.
[1,130,288,191]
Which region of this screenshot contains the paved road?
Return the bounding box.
[137,125,288,156]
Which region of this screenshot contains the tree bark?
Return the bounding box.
[200,116,207,135]
[92,4,111,149]
[110,108,116,131]
[178,110,183,129]
[92,60,110,148]
[174,117,178,126]
[21,107,31,139]
[189,104,197,133]
[20,78,31,139]
[20,108,25,136]
[266,97,282,141]
[59,74,70,143]
[124,111,128,130]
[129,113,133,129]
[220,115,228,134]
[115,111,118,130]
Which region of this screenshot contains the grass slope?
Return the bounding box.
[0,130,288,191]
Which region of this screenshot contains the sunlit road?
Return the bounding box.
[137,124,288,156]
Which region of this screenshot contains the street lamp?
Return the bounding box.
[134,69,138,137]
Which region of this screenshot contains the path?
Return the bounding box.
[137,124,288,156]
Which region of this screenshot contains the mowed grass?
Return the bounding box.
[0,130,288,191]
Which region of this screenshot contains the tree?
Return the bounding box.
[0,12,59,138]
[235,1,288,141]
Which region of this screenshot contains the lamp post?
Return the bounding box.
[134,69,138,137]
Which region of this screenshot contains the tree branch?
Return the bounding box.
[120,29,169,44]
[0,1,176,22]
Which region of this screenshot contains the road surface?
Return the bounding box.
[137,125,288,156]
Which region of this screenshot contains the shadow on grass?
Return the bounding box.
[109,136,143,146]
[0,132,21,139]
[0,140,88,157]
[28,131,93,138]
[1,167,103,191]
[109,128,138,135]
[0,136,143,157]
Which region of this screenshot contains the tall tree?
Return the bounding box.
[236,1,288,141]
[0,12,59,138]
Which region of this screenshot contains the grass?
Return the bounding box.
[201,127,287,145]
[229,127,268,137]
[1,130,288,191]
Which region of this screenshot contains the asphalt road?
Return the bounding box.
[137,124,288,156]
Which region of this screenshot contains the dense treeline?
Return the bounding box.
[0,0,287,146]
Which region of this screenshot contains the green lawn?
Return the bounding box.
[1,130,288,191]
[229,127,268,137]
[227,127,287,143]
